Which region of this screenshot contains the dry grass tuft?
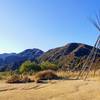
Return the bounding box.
[6,75,21,83]
[56,71,69,79]
[56,70,79,79]
[0,76,2,80]
[56,70,100,80]
[33,70,59,83]
[21,76,32,83]
[6,75,32,83]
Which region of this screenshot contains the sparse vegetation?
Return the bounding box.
[19,60,41,74]
[0,76,2,80]
[33,70,59,83]
[0,71,14,80]
[6,74,21,83]
[20,76,32,83]
[40,61,58,70]
[6,74,32,83]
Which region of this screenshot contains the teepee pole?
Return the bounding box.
[77,12,100,80]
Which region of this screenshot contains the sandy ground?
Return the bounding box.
[0,78,100,100]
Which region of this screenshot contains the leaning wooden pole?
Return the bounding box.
[77,13,100,80]
[84,35,100,80]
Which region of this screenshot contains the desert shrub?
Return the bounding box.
[0,71,14,80]
[21,76,32,83]
[19,60,41,74]
[34,70,59,83]
[56,70,69,79]
[6,74,21,83]
[40,61,58,70]
[6,74,32,83]
[0,76,2,80]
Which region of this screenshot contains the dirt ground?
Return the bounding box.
[0,78,100,100]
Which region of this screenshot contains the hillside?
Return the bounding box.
[39,43,100,71]
[0,49,44,71]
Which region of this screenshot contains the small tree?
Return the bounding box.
[40,61,58,70]
[19,60,41,74]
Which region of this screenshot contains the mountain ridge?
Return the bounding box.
[0,43,100,71]
[0,48,44,71]
[39,43,100,70]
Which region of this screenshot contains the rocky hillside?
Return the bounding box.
[39,43,100,70]
[0,49,44,71]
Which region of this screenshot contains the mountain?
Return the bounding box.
[0,43,100,71]
[0,53,16,60]
[39,43,100,70]
[0,49,44,71]
[19,48,44,60]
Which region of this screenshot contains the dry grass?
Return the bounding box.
[6,70,60,83]
[56,70,100,80]
[6,75,21,83]
[1,70,100,100]
[6,75,32,83]
[1,77,100,100]
[21,76,32,83]
[56,70,79,79]
[0,76,2,80]
[33,70,59,83]
[0,72,12,80]
[4,69,100,83]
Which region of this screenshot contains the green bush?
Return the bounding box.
[40,61,58,70]
[19,60,41,74]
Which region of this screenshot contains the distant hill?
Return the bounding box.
[39,43,100,71]
[0,53,16,60]
[19,48,44,60]
[0,49,44,71]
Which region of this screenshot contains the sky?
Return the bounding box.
[0,0,100,53]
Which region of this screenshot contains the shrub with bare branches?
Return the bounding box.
[33,70,59,83]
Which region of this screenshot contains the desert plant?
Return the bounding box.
[34,70,59,83]
[40,61,58,70]
[56,70,79,79]
[0,71,14,80]
[56,70,69,79]
[6,74,32,83]
[6,74,21,83]
[0,76,2,80]
[21,76,32,83]
[19,60,41,74]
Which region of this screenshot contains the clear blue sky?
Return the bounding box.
[0,0,100,53]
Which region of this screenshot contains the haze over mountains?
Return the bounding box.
[0,43,100,71]
[0,49,44,71]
